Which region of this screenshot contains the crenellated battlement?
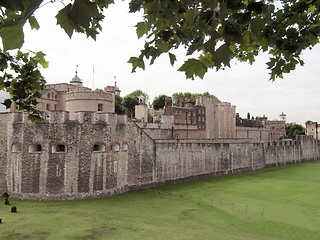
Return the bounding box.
[66,90,113,101]
[9,111,127,125]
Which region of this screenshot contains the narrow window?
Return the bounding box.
[29,144,42,153]
[189,120,191,124]
[111,143,120,152]
[46,104,50,110]
[47,93,50,98]
[199,116,201,121]
[114,161,117,173]
[93,144,106,152]
[188,112,191,116]
[56,166,61,177]
[175,111,177,115]
[179,111,182,115]
[12,143,21,153]
[175,118,178,123]
[57,145,65,152]
[98,103,103,112]
[123,143,128,151]
[54,105,57,110]
[193,112,195,116]
[52,144,67,153]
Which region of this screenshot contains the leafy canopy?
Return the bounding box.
[286,122,305,139]
[172,92,219,106]
[152,94,167,110]
[122,89,149,117]
[130,0,320,80]
[0,0,320,119]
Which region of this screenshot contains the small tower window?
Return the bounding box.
[29,144,42,153]
[114,161,117,173]
[93,144,106,152]
[98,103,103,112]
[56,166,61,177]
[122,143,128,151]
[52,144,67,153]
[12,143,21,153]
[111,143,120,152]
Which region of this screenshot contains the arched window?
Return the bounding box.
[47,93,50,98]
[29,144,42,153]
[52,144,67,153]
[111,143,120,152]
[122,142,128,151]
[93,144,106,152]
[12,143,21,153]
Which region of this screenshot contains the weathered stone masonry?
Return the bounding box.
[0,111,319,200]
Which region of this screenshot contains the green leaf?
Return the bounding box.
[204,37,216,54]
[1,22,24,50]
[56,4,76,38]
[2,98,11,109]
[169,52,176,66]
[213,44,233,67]
[34,51,49,68]
[178,59,207,80]
[69,0,99,29]
[128,57,145,72]
[0,0,25,10]
[156,40,169,52]
[28,16,40,30]
[199,53,213,68]
[136,21,151,38]
[250,17,265,35]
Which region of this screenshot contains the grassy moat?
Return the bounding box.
[1,160,320,240]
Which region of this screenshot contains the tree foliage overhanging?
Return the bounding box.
[1,0,320,119]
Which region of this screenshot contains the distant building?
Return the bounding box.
[306,122,320,140]
[10,71,116,120]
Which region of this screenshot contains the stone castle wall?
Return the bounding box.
[0,113,9,193]
[154,136,320,184]
[0,111,319,200]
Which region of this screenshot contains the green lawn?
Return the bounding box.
[1,160,320,240]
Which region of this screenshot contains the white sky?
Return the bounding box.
[1,0,319,125]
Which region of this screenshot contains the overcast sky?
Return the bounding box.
[1,0,319,125]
